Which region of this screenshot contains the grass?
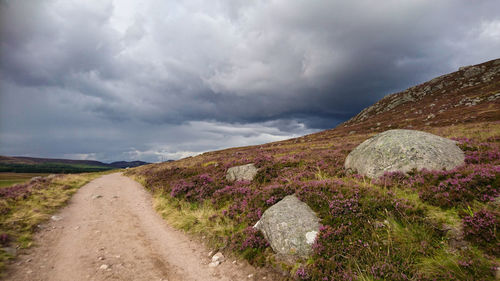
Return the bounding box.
[128,174,238,251]
[0,172,109,273]
[154,193,238,249]
[0,173,50,188]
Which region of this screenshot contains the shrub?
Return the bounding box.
[462,209,499,255]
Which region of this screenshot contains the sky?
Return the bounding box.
[1,0,500,163]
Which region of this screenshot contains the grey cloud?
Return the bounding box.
[1,0,500,162]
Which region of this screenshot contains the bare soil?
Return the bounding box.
[4,173,270,281]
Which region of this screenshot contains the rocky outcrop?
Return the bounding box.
[345,129,465,178]
[226,163,258,182]
[254,195,320,258]
[343,58,500,128]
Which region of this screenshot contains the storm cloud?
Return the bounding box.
[1,0,500,162]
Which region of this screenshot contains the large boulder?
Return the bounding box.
[254,195,320,258]
[226,163,258,182]
[345,129,465,178]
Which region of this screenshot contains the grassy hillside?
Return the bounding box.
[126,59,500,280]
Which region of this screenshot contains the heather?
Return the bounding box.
[127,122,500,280]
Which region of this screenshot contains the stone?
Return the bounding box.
[50,215,63,221]
[254,195,320,258]
[99,264,109,270]
[226,163,258,182]
[93,195,103,199]
[345,129,465,178]
[463,66,484,78]
[208,261,220,267]
[211,252,225,263]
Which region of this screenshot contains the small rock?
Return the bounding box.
[112,195,119,198]
[26,270,33,274]
[93,195,103,199]
[211,252,225,263]
[208,261,220,267]
[248,274,254,278]
[100,264,109,270]
[207,250,214,257]
[74,226,80,230]
[98,256,105,260]
[51,215,62,221]
[26,258,32,262]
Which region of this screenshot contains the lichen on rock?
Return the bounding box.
[226,163,258,182]
[345,129,465,178]
[254,195,320,258]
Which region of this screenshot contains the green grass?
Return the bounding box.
[0,173,50,188]
[153,191,238,250]
[0,163,114,173]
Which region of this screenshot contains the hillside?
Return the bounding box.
[0,156,149,173]
[126,59,500,280]
[341,58,500,133]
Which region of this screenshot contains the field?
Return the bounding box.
[0,173,50,188]
[0,163,114,174]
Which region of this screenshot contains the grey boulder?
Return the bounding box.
[254,195,320,258]
[226,163,258,182]
[345,129,465,178]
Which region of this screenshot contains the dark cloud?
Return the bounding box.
[1,0,500,162]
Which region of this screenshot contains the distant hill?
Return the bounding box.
[340,58,500,133]
[108,161,150,169]
[0,156,150,173]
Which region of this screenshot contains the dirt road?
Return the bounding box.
[5,173,266,281]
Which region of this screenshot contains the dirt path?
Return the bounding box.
[4,173,269,281]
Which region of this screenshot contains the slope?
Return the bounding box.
[126,59,500,280]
